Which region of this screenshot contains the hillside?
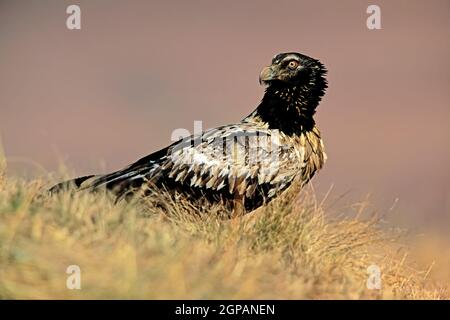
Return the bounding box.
[0,165,447,299]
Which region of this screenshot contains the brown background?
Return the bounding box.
[1,0,449,232]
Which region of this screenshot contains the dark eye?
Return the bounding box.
[288,60,299,70]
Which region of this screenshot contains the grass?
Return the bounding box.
[0,162,448,299]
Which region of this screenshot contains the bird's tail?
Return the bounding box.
[48,174,100,194]
[49,166,152,199]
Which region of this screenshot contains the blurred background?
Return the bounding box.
[0,0,449,233]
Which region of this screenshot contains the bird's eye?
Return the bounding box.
[287,60,299,70]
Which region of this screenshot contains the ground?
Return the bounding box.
[0,164,448,299]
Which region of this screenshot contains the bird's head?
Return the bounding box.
[254,52,328,134]
[259,52,326,86]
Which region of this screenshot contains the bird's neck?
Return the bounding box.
[247,78,327,136]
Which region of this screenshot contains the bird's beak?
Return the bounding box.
[259,65,277,85]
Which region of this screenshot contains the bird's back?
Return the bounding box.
[50,52,328,215]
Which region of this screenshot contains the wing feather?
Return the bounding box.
[160,124,304,198]
[84,123,314,202]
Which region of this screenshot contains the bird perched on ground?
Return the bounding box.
[50,52,328,215]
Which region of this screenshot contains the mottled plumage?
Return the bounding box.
[50,52,328,215]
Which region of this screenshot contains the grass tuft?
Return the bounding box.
[0,169,447,299]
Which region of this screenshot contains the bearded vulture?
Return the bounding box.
[50,52,328,215]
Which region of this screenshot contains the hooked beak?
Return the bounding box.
[259,65,277,85]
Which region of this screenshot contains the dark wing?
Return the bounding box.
[88,123,305,200]
[84,141,177,191]
[160,124,306,199]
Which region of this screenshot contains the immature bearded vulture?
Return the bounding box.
[50,52,328,214]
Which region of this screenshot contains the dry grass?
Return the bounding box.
[0,162,448,299]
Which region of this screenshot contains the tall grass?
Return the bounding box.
[0,163,447,299]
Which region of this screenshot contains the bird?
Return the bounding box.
[50,52,328,216]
